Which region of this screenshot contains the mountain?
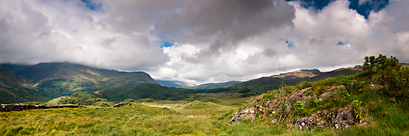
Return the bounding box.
[98,83,194,101]
[229,66,362,93]
[156,80,197,88]
[187,81,241,89]
[0,66,48,103]
[6,62,159,98]
[0,63,30,73]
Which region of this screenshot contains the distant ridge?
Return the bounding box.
[187,81,241,89]
[229,66,362,93]
[2,62,159,98]
[156,80,196,88]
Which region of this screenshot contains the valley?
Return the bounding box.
[1,55,409,135]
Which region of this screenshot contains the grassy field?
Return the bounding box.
[2,95,409,135]
[0,101,240,135]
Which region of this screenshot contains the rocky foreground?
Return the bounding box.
[229,85,369,130]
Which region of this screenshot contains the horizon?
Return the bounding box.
[1,0,408,85]
[1,61,366,85]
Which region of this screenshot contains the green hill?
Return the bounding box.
[5,62,159,98]
[229,66,362,94]
[98,83,194,101]
[0,63,30,73]
[0,66,48,103]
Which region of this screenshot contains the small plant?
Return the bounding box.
[306,98,322,108]
[277,103,287,115]
[338,85,345,91]
[314,126,323,133]
[351,100,363,120]
[294,101,304,116]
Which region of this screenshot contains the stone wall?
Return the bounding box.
[0,104,84,112]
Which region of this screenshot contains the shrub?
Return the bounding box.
[351,100,363,120]
[297,81,312,89]
[294,101,304,116]
[363,54,409,97]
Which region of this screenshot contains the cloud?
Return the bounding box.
[156,0,296,61]
[0,0,408,84]
[0,0,170,71]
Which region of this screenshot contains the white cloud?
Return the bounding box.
[0,0,409,84]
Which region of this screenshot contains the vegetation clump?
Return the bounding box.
[363,54,409,97]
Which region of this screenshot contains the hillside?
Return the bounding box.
[229,66,362,94]
[187,81,241,89]
[0,63,29,73]
[156,80,196,88]
[2,55,409,135]
[0,66,48,103]
[4,62,159,98]
[98,84,194,101]
[225,55,409,135]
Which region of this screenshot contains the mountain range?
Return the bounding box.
[230,66,363,93]
[1,62,159,100]
[0,62,364,103]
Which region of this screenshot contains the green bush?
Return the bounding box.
[363,54,409,97]
[297,81,312,89]
[294,101,304,116]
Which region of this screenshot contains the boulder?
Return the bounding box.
[334,107,358,130]
[228,107,257,124]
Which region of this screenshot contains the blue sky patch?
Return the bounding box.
[81,0,102,11]
[286,0,389,19]
[337,41,352,49]
[349,0,389,19]
[285,40,294,48]
[278,39,294,48]
[337,41,346,46]
[161,40,174,48]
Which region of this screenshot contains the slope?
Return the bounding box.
[11,62,159,97]
[230,66,362,94]
[0,66,48,103]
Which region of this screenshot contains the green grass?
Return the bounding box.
[2,64,409,135]
[3,94,409,136]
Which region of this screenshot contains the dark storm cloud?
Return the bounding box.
[105,0,184,34]
[156,0,296,63]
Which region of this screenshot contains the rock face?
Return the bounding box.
[0,104,84,112]
[334,108,358,130]
[228,85,366,131]
[228,96,264,124]
[289,107,359,130]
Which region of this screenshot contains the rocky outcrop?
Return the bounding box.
[228,96,264,124]
[0,104,84,112]
[288,107,360,130]
[228,85,366,131]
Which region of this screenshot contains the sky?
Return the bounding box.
[0,0,408,84]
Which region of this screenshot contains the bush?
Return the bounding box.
[363,54,409,97]
[294,101,304,116]
[297,81,312,89]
